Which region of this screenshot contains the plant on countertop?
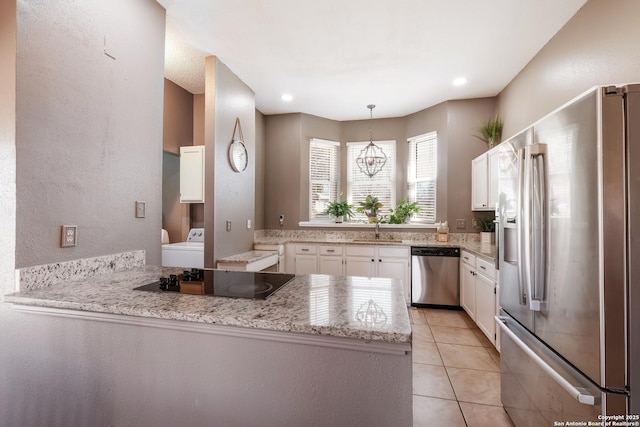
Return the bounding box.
[475,217,495,232]
[356,194,383,222]
[325,193,354,223]
[475,114,503,148]
[381,200,420,224]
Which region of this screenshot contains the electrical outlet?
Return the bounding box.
[135,201,146,218]
[226,220,232,232]
[61,225,77,247]
[279,214,285,226]
[247,219,252,229]
[456,219,466,229]
[472,219,478,229]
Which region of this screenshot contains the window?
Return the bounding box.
[309,138,340,220]
[407,132,437,222]
[347,140,396,221]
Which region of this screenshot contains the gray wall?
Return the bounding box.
[497,0,640,138]
[264,113,303,229]
[0,0,17,300]
[262,99,496,232]
[0,313,411,427]
[204,57,256,265]
[163,78,194,155]
[14,0,165,268]
[162,151,182,243]
[446,99,498,228]
[254,110,266,230]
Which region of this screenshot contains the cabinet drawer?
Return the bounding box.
[476,257,496,280]
[319,245,343,256]
[345,245,375,257]
[294,245,317,255]
[461,250,476,266]
[377,246,409,258]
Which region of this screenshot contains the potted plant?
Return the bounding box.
[476,114,503,148]
[383,200,420,224]
[356,195,383,223]
[325,194,354,223]
[475,217,496,243]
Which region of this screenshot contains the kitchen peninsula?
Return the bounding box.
[4,261,412,427]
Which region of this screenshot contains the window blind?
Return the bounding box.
[346,140,396,221]
[309,138,340,220]
[407,132,437,223]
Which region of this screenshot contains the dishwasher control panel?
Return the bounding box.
[411,247,460,257]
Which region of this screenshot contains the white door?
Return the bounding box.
[378,257,410,303]
[475,272,496,344]
[471,153,488,210]
[460,262,476,319]
[294,255,317,275]
[345,256,376,278]
[179,145,205,203]
[318,256,343,276]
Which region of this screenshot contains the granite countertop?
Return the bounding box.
[217,250,277,264]
[4,266,411,344]
[254,237,496,263]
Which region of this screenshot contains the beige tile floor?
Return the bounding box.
[410,307,515,427]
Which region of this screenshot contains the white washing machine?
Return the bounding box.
[161,228,204,268]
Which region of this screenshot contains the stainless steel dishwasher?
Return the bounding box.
[411,246,460,307]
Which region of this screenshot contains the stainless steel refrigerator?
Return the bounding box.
[496,84,639,426]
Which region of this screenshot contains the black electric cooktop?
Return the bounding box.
[133,269,295,300]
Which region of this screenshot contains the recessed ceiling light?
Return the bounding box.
[453,77,467,86]
[281,93,293,102]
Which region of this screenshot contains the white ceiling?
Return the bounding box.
[157,0,587,121]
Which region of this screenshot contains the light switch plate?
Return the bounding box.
[61,225,77,248]
[135,201,146,218]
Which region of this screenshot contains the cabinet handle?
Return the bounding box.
[463,256,469,261]
[301,248,309,252]
[371,259,375,262]
[480,265,486,270]
[327,249,335,253]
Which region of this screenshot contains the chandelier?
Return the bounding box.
[356,104,387,178]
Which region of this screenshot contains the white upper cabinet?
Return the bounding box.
[471,146,500,211]
[180,145,205,203]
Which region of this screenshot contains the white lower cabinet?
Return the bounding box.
[344,246,410,304]
[290,244,317,275]
[318,245,344,276]
[460,250,498,347]
[286,243,411,304]
[460,260,476,319]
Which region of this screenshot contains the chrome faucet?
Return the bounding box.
[374,220,380,240]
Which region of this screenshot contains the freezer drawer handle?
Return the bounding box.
[495,316,598,406]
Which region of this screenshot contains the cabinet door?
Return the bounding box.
[294,255,317,275]
[487,148,500,210]
[471,153,489,210]
[378,257,410,304]
[475,272,496,344]
[180,145,205,203]
[318,256,343,276]
[345,256,376,278]
[460,262,476,319]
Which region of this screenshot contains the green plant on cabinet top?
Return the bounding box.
[476,114,503,148]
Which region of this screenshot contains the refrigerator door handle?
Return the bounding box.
[528,143,547,311]
[516,147,527,305]
[495,316,598,406]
